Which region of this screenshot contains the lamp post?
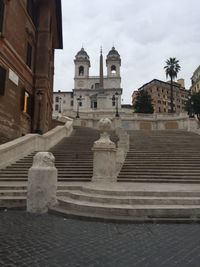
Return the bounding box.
[112,92,120,117]
[76,95,82,118]
[35,90,43,135]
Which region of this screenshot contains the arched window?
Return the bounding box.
[55,96,59,102]
[111,65,117,74]
[79,66,84,76]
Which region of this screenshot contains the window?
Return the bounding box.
[0,66,6,96]
[79,66,84,76]
[158,107,161,113]
[70,100,73,106]
[91,100,97,109]
[55,96,59,102]
[27,0,36,25]
[21,89,32,115]
[0,1,5,33]
[111,65,116,74]
[95,83,99,89]
[26,42,33,69]
[23,92,29,113]
[55,104,59,111]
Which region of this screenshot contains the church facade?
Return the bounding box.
[53,47,123,117]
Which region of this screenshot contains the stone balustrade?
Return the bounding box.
[0,121,73,169]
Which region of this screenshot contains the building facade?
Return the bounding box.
[0,0,62,144]
[132,79,188,113]
[190,65,200,93]
[53,47,123,117]
[53,91,73,115]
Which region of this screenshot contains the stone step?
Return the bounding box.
[57,190,200,205]
[49,206,200,223]
[0,196,26,208]
[119,171,200,175]
[122,163,200,167]
[126,156,200,160]
[121,167,200,171]
[118,178,200,183]
[0,190,26,197]
[56,196,200,218]
[60,186,200,197]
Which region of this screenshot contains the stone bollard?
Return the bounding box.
[27,152,57,214]
[92,118,117,183]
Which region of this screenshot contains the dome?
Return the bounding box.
[75,48,90,61]
[107,47,120,60]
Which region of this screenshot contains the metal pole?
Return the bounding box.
[76,97,80,118]
[115,93,120,117]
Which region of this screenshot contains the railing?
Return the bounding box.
[0,121,73,169]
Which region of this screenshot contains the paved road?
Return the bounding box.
[0,211,200,267]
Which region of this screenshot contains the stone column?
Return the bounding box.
[27,152,57,214]
[92,118,117,183]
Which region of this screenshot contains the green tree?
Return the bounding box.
[164,57,181,113]
[133,90,154,113]
[185,92,200,121]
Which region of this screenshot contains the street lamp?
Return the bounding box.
[76,95,82,118]
[112,92,120,117]
[35,90,43,134]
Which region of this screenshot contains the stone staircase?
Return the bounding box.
[49,129,200,222]
[1,127,200,221]
[50,183,200,222]
[0,127,100,183]
[118,130,200,183]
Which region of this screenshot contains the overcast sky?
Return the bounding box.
[54,0,200,104]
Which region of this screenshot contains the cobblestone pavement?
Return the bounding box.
[1,211,200,267]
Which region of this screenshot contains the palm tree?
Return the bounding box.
[164,58,181,113]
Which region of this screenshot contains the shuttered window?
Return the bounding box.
[0,1,5,32]
[27,0,36,26]
[0,66,6,96]
[21,89,32,116]
[26,42,32,69]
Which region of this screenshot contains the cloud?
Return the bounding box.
[54,0,200,103]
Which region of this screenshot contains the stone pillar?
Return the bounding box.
[92,118,117,183]
[27,152,57,214]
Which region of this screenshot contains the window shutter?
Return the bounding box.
[0,1,5,33]
[21,88,25,111]
[0,66,6,96]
